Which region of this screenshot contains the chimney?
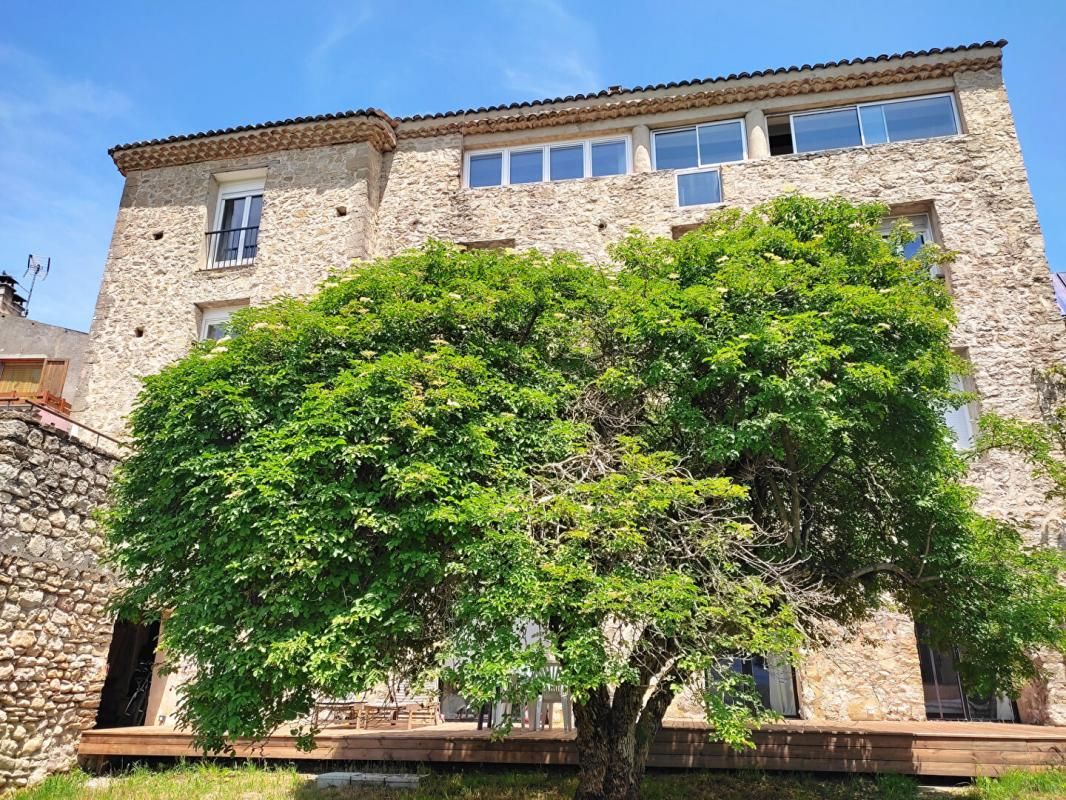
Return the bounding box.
[0,273,27,317]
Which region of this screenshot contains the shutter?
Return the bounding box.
[0,361,44,395]
[39,359,68,397]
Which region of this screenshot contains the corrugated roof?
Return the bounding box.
[108,40,1006,154]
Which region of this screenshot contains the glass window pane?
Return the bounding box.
[698,121,745,165]
[902,236,926,260]
[509,149,543,184]
[468,153,503,187]
[677,170,721,206]
[219,196,245,231]
[879,214,931,259]
[204,322,228,340]
[245,195,263,229]
[654,128,698,170]
[590,140,626,177]
[792,108,862,153]
[944,374,974,449]
[859,105,889,145]
[883,96,958,142]
[550,144,584,181]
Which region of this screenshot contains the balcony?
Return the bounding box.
[205,226,259,270]
[0,357,72,414]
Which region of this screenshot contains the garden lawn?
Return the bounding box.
[9,764,1066,800]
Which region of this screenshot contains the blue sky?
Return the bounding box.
[1,0,1062,332]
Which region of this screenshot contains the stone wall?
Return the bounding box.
[799,610,927,722]
[76,53,1066,725]
[75,142,379,435]
[0,411,117,790]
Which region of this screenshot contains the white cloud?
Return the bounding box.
[496,0,603,99]
[0,44,130,331]
[305,3,376,106]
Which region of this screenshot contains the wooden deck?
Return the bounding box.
[79,719,1066,777]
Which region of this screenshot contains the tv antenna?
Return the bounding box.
[21,254,50,316]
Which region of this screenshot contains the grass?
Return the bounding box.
[6,763,1066,799]
[971,768,1066,799]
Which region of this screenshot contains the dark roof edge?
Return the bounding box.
[108,40,1005,155]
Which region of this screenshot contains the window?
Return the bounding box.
[209,176,264,269]
[590,140,626,177]
[710,655,799,717]
[944,373,977,450]
[915,625,1016,722]
[549,144,584,181]
[677,170,721,207]
[464,136,630,188]
[653,120,745,170]
[0,360,43,395]
[767,94,960,156]
[653,120,744,207]
[199,304,248,341]
[509,150,542,184]
[879,213,935,260]
[469,153,503,188]
[794,107,863,152]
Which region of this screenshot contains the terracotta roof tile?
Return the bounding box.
[107,108,396,155]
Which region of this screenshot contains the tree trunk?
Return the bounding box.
[572,681,676,800]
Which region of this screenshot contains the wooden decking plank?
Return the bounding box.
[78,719,1066,778]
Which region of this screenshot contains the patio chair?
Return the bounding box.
[491,664,573,732]
[311,692,367,728]
[532,664,573,731]
[361,679,442,729]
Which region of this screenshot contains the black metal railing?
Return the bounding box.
[205,226,259,269]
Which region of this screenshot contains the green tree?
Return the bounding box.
[106,197,1066,800]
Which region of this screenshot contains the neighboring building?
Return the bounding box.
[0,309,88,418]
[0,274,28,317]
[75,40,1066,727]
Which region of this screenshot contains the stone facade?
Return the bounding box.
[75,42,1066,727]
[0,411,117,790]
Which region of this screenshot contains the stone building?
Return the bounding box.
[75,40,1066,729]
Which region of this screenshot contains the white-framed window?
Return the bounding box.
[944,372,978,450]
[879,213,944,278]
[199,303,248,341]
[652,119,746,207]
[464,135,631,188]
[767,93,961,156]
[879,213,934,259]
[209,176,264,268]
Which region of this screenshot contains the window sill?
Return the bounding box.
[196,262,257,275]
[770,133,967,161]
[464,172,632,191]
[677,201,727,211]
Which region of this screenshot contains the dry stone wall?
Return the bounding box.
[0,411,117,791]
